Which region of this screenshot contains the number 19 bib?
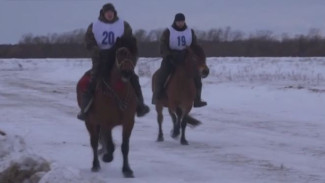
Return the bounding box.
[168,26,192,50]
[92,19,124,50]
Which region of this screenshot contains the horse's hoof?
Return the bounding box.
[171,133,180,139]
[123,171,135,178]
[123,168,134,178]
[181,140,189,145]
[102,153,113,163]
[157,136,164,142]
[91,166,101,172]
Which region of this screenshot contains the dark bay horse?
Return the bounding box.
[76,37,138,178]
[152,46,209,145]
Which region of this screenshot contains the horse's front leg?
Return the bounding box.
[180,116,189,145]
[156,104,164,142]
[169,109,180,139]
[100,128,115,163]
[121,122,134,178]
[86,122,101,172]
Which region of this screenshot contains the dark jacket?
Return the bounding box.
[85,8,135,78]
[85,10,133,53]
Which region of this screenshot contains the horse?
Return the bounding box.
[152,45,209,145]
[76,37,138,178]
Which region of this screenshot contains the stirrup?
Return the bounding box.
[77,98,94,121]
[193,100,207,108]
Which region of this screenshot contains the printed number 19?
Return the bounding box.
[102,31,115,45]
[177,36,186,46]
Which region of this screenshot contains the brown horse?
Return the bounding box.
[152,46,209,145]
[76,39,137,178]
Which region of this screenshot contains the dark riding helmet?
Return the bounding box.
[172,13,187,31]
[101,3,117,17]
[174,13,185,22]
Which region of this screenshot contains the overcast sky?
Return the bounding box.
[0,0,324,44]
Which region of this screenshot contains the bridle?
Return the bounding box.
[100,47,135,111]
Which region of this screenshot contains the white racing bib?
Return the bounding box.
[92,19,124,49]
[168,26,192,50]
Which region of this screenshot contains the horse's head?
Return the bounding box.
[187,45,209,78]
[114,36,138,63]
[115,47,135,82]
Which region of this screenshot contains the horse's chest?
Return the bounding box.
[111,80,127,92]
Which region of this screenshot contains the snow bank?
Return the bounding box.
[39,165,104,183]
[0,133,103,183]
[0,133,50,183]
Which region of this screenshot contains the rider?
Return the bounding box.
[152,13,207,107]
[77,3,150,120]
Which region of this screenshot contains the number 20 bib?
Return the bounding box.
[168,26,192,50]
[92,19,124,50]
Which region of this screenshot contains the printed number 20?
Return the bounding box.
[177,36,186,46]
[102,31,115,45]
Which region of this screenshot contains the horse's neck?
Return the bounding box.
[101,66,128,94]
[174,60,195,79]
[168,60,196,101]
[109,66,121,82]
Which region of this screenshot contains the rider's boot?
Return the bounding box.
[152,58,173,104]
[130,73,150,117]
[193,75,207,108]
[77,62,99,121]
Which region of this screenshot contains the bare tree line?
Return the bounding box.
[1,27,325,58]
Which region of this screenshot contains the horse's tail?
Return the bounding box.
[0,129,6,136]
[184,115,202,128]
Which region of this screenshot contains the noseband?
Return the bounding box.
[115,47,135,70]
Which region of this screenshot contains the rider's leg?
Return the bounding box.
[152,58,173,104]
[130,73,150,117]
[193,73,207,108]
[77,60,100,121]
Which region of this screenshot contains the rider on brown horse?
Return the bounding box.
[78,3,150,120]
[152,13,207,107]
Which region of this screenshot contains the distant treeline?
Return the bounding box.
[1,27,325,58]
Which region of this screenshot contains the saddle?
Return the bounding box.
[77,70,125,96]
[77,70,91,94]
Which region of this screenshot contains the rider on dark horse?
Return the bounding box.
[78,3,150,120]
[152,13,207,107]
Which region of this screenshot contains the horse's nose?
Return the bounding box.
[201,68,209,78]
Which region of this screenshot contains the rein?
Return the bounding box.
[99,47,135,111]
[115,58,135,70]
[102,79,131,111]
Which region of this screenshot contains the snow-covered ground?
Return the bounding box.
[0,57,325,183]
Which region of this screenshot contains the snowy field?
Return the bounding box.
[0,57,325,183]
